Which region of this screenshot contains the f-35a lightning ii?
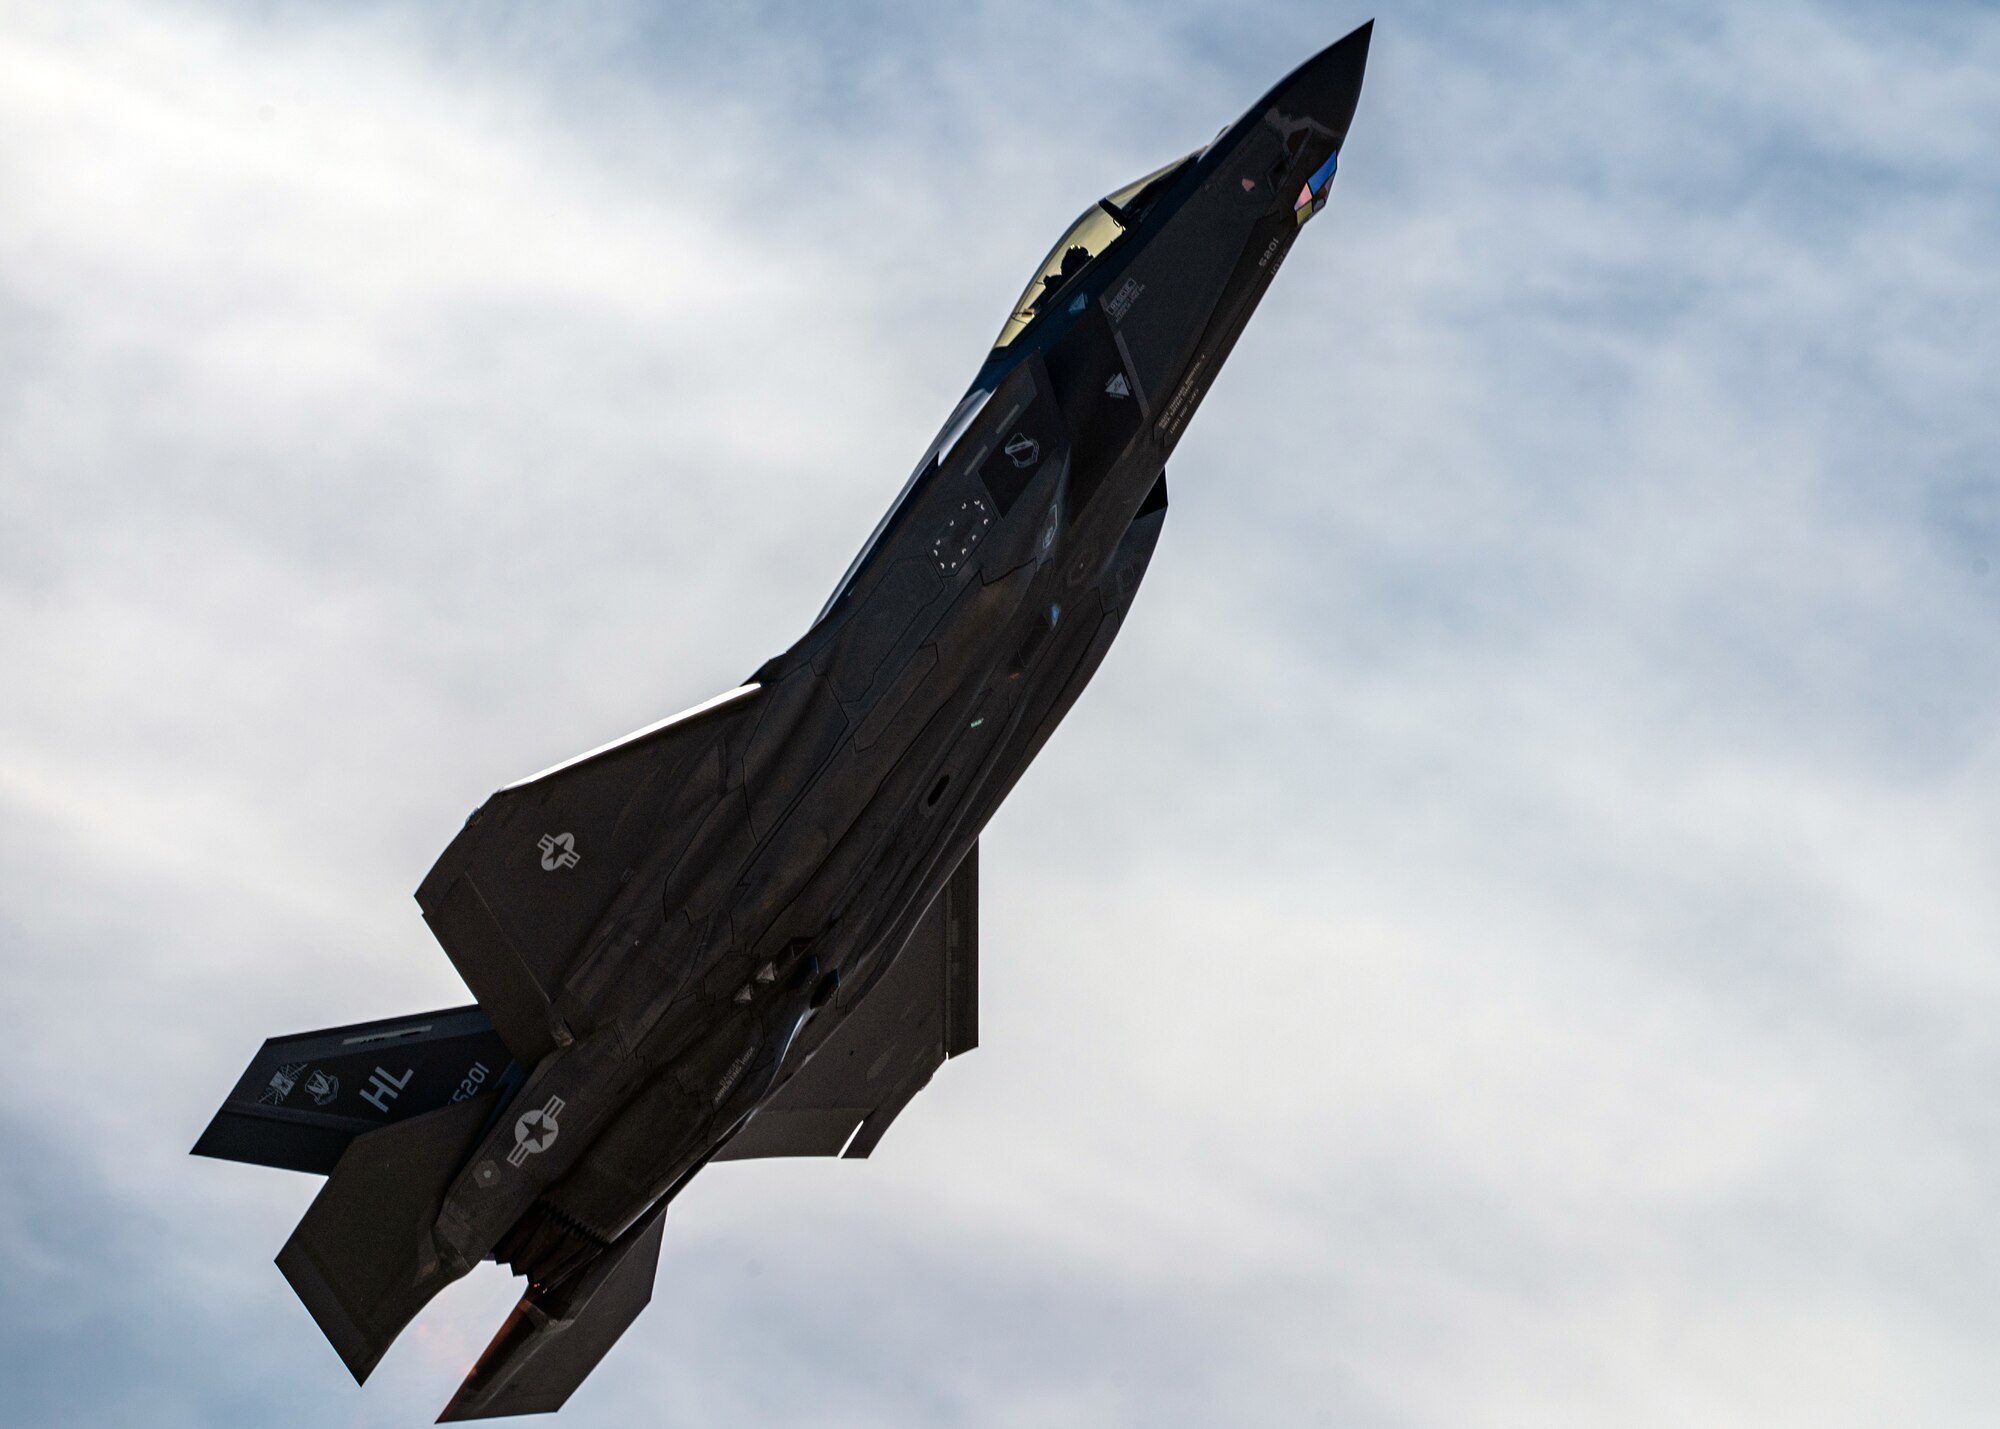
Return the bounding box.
[195,24,1371,1420]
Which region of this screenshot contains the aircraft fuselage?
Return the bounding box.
[198,25,1373,1420]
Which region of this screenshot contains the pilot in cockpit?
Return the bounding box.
[1032,244,1096,315]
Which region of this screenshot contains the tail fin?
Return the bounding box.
[191,1004,518,1175]
[275,1095,494,1383]
[438,1200,669,1421]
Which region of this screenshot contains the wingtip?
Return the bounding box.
[274,1238,386,1385]
[434,1389,476,1423]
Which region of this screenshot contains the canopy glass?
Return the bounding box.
[992,154,1196,349]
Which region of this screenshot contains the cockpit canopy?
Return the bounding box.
[992,153,1197,350]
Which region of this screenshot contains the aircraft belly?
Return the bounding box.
[820,558,944,704]
[853,643,938,751]
[431,1032,637,1269]
[444,327,1159,1298]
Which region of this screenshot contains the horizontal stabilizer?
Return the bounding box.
[439,1200,669,1421]
[192,1005,515,1175]
[276,1094,494,1383]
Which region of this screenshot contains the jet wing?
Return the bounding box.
[417,683,764,1067]
[716,843,978,1162]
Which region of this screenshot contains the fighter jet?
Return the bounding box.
[195,24,1371,1419]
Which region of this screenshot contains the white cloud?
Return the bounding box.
[3,1,1998,1425]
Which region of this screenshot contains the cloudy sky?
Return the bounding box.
[4,1,1998,1424]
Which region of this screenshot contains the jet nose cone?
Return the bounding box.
[1267,19,1373,149]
